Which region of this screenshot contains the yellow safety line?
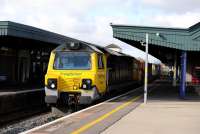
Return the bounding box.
[71,95,142,134]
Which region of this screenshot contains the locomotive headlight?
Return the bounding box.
[48,79,57,90]
[50,83,56,89]
[82,79,92,89]
[86,79,92,84]
[82,84,87,89]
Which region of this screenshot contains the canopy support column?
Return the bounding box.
[179,51,187,99]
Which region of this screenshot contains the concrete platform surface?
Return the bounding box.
[102,92,200,134]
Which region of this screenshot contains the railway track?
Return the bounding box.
[0,84,141,134]
[0,106,50,125]
[0,112,58,134]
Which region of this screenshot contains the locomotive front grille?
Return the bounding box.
[59,78,81,90]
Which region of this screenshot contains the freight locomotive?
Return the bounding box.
[44,42,156,107]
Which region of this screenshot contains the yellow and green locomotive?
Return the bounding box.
[45,42,143,106]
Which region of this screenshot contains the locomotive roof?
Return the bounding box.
[53,41,129,57]
[85,43,130,57]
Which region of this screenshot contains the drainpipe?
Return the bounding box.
[173,52,177,86]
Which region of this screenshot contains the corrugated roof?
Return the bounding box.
[111,22,200,51]
[0,21,106,51]
[0,21,79,45]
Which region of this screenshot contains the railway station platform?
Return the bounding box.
[102,81,200,134]
[22,80,200,134]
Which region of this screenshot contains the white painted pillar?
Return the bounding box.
[144,33,148,104]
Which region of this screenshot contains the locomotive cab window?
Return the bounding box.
[98,54,104,69]
[53,52,91,70]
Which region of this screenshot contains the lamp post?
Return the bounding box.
[144,33,149,104]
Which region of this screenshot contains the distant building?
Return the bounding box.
[106,44,122,53]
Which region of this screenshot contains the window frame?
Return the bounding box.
[97,54,104,69]
[53,51,92,70]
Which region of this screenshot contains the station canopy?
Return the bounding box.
[110,22,200,64]
[0,21,135,58]
[0,21,82,47]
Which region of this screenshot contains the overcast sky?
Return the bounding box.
[1,0,199,63]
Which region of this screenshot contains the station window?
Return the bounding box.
[98,54,104,69]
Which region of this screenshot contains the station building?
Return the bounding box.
[0,21,79,89]
[111,22,200,98]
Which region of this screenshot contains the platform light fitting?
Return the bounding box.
[156,32,160,37]
[140,40,145,46]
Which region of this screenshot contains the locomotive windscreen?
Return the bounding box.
[53,52,91,70]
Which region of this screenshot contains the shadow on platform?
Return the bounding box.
[109,79,200,103]
[148,80,200,102]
